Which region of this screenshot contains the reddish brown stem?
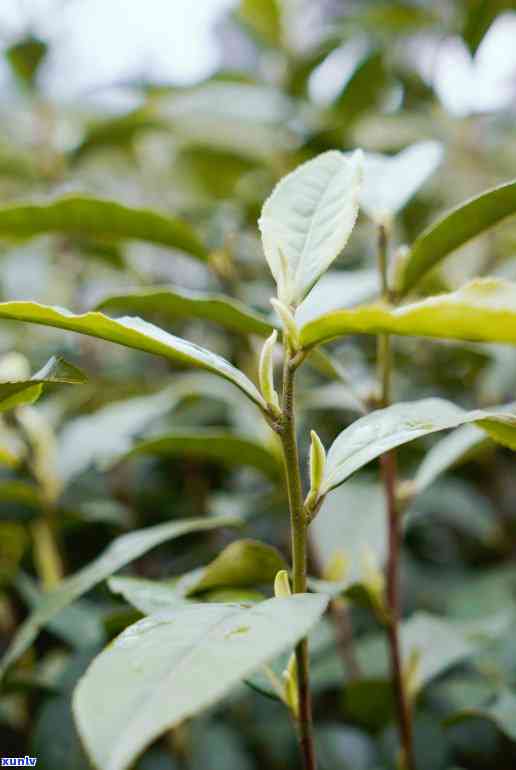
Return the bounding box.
[381,450,416,770]
[377,222,416,770]
[295,639,317,770]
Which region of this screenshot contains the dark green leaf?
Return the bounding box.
[186,538,285,594]
[96,285,274,337]
[446,689,516,741]
[399,180,516,294]
[124,430,282,480]
[72,108,165,161]
[462,0,512,54]
[32,693,92,770]
[354,3,439,33]
[237,0,282,47]
[333,51,387,127]
[175,146,259,200]
[0,195,207,261]
[6,36,47,88]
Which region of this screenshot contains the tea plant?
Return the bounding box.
[2,4,516,769]
[1,145,516,770]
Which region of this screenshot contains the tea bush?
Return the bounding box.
[1,3,516,770]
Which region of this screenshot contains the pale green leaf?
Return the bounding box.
[295,269,379,327]
[320,398,516,495]
[0,195,207,260]
[258,150,362,305]
[123,430,282,480]
[73,594,328,770]
[57,373,272,484]
[0,302,266,409]
[15,401,62,504]
[56,386,181,484]
[413,424,490,493]
[256,611,482,701]
[302,381,367,416]
[300,279,516,349]
[111,575,266,614]
[309,482,386,593]
[349,613,476,689]
[95,285,274,337]
[15,573,105,649]
[399,180,516,294]
[399,613,475,691]
[156,83,294,161]
[0,515,240,681]
[108,576,185,615]
[356,141,443,223]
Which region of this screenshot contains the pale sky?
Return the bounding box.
[0,1,515,117]
[0,0,238,105]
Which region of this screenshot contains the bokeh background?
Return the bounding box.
[1,1,516,769]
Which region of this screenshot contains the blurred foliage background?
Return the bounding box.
[1,1,516,768]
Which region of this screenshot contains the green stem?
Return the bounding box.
[376,224,416,770]
[280,352,317,770]
[31,515,63,590]
[378,221,390,300]
[377,332,391,408]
